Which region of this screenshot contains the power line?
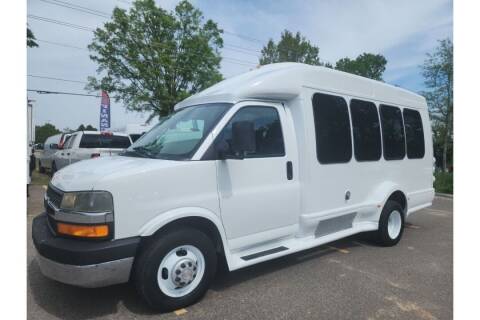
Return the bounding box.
[33,37,259,66]
[223,30,265,44]
[27,89,100,97]
[39,0,110,18]
[28,74,88,84]
[36,39,86,50]
[27,14,95,32]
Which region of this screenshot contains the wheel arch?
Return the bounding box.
[386,190,408,215]
[138,207,230,264]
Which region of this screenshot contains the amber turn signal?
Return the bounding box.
[57,222,109,238]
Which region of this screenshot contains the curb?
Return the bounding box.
[435,192,453,199]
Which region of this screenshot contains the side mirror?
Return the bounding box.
[50,143,59,150]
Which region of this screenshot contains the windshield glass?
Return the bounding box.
[124,103,231,160]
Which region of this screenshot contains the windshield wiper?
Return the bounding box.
[132,146,157,158]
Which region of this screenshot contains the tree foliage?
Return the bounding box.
[87,0,223,120]
[27,26,38,48]
[421,38,453,171]
[259,30,327,66]
[335,53,387,81]
[259,30,387,81]
[35,123,60,144]
[76,124,97,131]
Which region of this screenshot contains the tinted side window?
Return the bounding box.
[80,134,131,148]
[350,99,382,161]
[219,106,285,158]
[379,105,405,160]
[312,93,352,164]
[403,108,425,159]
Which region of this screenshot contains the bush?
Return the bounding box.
[434,171,453,194]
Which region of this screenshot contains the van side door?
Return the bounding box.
[211,102,300,251]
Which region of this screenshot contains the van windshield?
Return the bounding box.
[123,103,231,160]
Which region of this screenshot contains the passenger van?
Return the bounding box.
[32,63,434,311]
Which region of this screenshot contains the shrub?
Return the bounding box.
[434,171,453,194]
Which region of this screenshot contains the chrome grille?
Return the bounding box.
[46,184,63,209]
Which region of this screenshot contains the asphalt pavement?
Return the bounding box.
[27,185,452,320]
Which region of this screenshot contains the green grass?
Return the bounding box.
[30,169,51,186]
[434,171,453,194]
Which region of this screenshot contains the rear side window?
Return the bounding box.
[312,93,352,164]
[63,136,72,149]
[403,108,425,159]
[379,105,405,160]
[219,106,285,158]
[79,134,131,149]
[350,99,382,161]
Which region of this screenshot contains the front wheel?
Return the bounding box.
[373,200,405,246]
[134,228,217,311]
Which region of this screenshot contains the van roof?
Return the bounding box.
[174,62,426,110]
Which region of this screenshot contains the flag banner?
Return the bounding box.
[100,91,110,131]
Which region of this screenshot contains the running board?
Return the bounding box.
[241,246,289,261]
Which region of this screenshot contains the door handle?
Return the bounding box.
[67,153,70,156]
[61,153,64,156]
[286,161,293,180]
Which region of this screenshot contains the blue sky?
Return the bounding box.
[27,0,452,130]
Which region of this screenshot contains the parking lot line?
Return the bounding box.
[405,223,421,229]
[174,308,188,316]
[327,246,350,254]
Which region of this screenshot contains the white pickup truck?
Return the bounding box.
[51,131,132,172]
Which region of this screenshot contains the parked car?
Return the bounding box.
[38,133,62,174]
[33,63,434,311]
[50,131,132,172]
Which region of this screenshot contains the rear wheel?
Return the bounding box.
[134,228,217,311]
[373,200,404,246]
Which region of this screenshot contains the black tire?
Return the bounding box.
[134,227,217,311]
[51,162,57,176]
[373,200,405,246]
[39,162,46,174]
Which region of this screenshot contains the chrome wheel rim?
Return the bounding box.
[157,245,205,298]
[387,210,402,239]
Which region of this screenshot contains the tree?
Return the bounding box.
[35,123,60,144]
[335,53,387,81]
[421,38,453,171]
[76,124,97,131]
[259,30,325,66]
[87,0,223,120]
[85,124,97,131]
[27,26,38,48]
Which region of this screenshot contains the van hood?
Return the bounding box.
[50,155,182,191]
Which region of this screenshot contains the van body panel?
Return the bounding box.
[42,63,435,276]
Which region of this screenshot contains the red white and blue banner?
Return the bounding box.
[99,90,110,131]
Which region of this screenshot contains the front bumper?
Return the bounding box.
[32,213,140,288]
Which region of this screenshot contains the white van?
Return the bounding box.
[33,63,434,311]
[38,133,69,174]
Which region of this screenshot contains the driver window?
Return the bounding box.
[218,106,285,158]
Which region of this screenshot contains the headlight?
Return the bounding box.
[60,191,113,213]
